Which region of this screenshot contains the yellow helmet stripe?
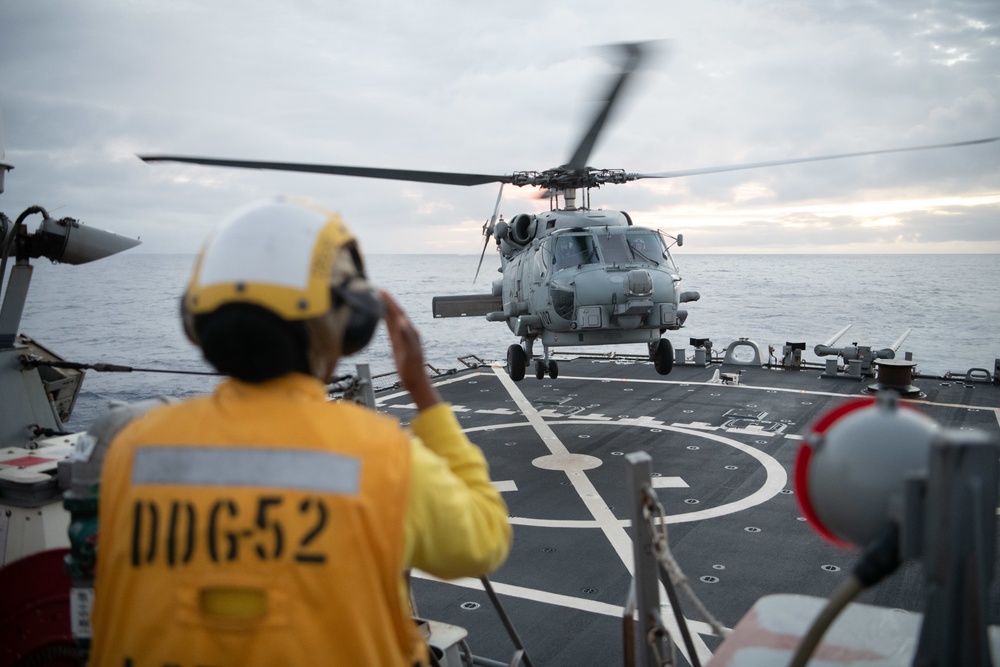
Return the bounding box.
[185,199,355,320]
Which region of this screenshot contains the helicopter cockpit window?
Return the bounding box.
[551,234,597,271]
[625,231,665,265]
[596,234,631,265]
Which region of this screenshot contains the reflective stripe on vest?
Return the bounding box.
[131,446,361,495]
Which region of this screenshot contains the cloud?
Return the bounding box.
[1,0,997,254]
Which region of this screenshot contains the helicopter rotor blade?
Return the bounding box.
[139,155,512,187]
[564,42,648,172]
[488,182,505,227]
[473,234,492,285]
[631,136,1000,180]
[474,183,505,284]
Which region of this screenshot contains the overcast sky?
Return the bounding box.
[1,1,998,255]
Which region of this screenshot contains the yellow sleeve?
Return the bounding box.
[403,403,512,579]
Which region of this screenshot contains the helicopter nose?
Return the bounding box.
[613,270,654,329]
[625,269,653,297]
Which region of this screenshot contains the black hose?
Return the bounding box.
[479,576,534,667]
[787,576,863,667]
[2,206,50,293]
[788,523,901,667]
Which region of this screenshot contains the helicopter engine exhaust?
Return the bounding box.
[507,214,537,247]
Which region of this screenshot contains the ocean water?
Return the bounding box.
[15,252,1000,430]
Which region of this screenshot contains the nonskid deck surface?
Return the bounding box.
[376,359,1000,666]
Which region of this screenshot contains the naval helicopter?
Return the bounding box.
[139,42,1000,382]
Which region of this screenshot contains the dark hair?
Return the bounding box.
[193,303,310,382]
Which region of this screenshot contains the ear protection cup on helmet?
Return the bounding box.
[183,198,384,376]
[331,281,384,356]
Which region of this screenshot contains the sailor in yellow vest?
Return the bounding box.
[89,198,512,666]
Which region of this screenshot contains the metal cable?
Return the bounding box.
[642,493,700,667]
[644,489,729,639]
[647,625,669,666]
[24,358,221,376]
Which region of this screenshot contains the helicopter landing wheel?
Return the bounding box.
[653,338,674,375]
[507,344,527,382]
[535,359,559,380]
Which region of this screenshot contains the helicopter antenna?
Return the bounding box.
[474,182,505,283]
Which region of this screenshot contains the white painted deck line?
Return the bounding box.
[412,570,726,638]
[652,476,689,489]
[492,366,713,665]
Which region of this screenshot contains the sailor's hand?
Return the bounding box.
[381,290,441,411]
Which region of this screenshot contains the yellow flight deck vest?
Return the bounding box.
[90,375,425,667]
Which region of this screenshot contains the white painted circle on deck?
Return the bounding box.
[463,420,786,527]
[532,453,603,471]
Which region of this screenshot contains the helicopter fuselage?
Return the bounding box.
[487,208,698,351]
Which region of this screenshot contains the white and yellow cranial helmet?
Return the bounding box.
[184,197,383,360]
